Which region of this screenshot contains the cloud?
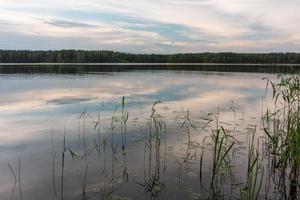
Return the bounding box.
[0,0,299,52]
[42,19,97,28]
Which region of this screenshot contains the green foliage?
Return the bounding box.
[1,50,300,63]
[240,131,264,200]
[263,75,300,199]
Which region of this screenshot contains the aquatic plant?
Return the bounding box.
[137,101,166,197]
[210,125,235,199]
[240,128,264,200]
[4,74,299,200]
[263,75,300,199]
[7,163,16,200]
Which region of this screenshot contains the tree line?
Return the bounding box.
[0,50,300,63]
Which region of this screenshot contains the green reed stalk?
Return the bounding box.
[263,75,300,199]
[240,129,264,200]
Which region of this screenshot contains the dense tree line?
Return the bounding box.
[0,50,300,63]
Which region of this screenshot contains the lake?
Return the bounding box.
[0,65,298,199]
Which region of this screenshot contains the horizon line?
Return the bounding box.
[1,63,300,66]
[1,50,300,55]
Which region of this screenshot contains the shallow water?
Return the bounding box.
[0,68,289,199]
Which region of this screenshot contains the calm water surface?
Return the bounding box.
[0,69,281,199]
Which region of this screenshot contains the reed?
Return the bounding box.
[120,97,129,182]
[81,165,88,200]
[18,158,22,200]
[145,101,166,196]
[7,74,299,199]
[51,130,59,200]
[263,75,300,199]
[61,129,66,200]
[7,163,16,200]
[210,126,235,199]
[80,107,88,160]
[240,128,264,200]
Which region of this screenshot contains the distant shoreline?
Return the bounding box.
[1,63,300,66]
[1,51,300,64]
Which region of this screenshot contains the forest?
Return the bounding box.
[0,50,300,63]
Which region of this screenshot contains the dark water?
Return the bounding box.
[0,65,297,199]
[1,63,299,74]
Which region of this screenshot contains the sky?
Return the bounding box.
[0,0,299,53]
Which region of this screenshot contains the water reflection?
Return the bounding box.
[0,64,299,74]
[0,70,280,199]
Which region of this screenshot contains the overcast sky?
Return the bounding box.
[0,0,299,53]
